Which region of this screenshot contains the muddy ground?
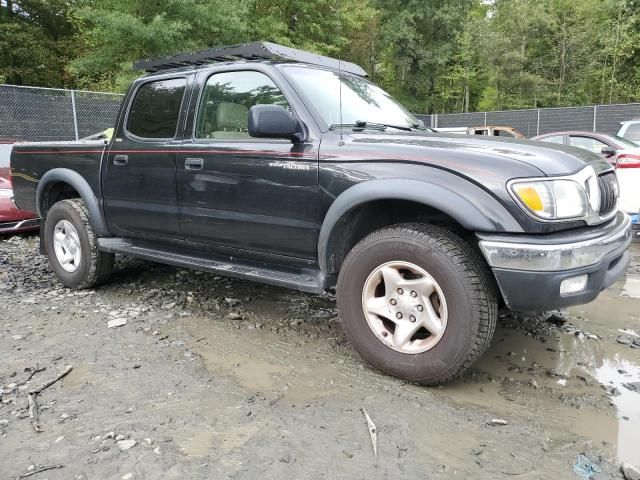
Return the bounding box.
[1,235,639,480]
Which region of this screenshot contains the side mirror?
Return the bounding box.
[601,145,616,157]
[248,105,303,142]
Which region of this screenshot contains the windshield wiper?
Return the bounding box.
[329,121,416,132]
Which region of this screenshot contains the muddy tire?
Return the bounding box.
[43,199,114,289]
[336,223,498,385]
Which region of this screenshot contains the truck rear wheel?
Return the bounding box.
[336,223,498,385]
[44,199,114,289]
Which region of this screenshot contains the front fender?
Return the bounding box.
[318,177,523,273]
[36,168,110,236]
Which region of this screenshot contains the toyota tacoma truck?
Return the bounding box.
[10,42,632,385]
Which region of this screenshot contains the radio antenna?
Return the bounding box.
[337,0,344,143]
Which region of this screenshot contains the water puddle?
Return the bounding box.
[592,358,640,464]
[621,276,640,299]
[440,310,640,465]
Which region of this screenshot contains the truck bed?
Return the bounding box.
[10,140,107,215]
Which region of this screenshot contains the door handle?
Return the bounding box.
[185,157,204,170]
[113,154,128,166]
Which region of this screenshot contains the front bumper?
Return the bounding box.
[478,211,632,311]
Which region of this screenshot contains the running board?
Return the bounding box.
[97,238,326,294]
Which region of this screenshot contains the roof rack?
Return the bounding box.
[133,41,368,77]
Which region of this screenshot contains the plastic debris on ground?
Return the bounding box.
[572,454,602,479]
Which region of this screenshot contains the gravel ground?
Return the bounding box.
[1,234,639,479]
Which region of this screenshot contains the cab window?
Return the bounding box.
[127,78,187,139]
[195,71,290,139]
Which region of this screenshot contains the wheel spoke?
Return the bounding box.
[366,296,391,319]
[392,321,422,349]
[54,231,66,244]
[71,244,81,267]
[381,266,435,297]
[69,230,80,246]
[60,251,74,266]
[421,300,444,336]
[402,276,435,296]
[380,266,405,293]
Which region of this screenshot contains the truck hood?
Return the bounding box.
[347,130,606,177]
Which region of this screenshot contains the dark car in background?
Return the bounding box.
[0,141,39,234]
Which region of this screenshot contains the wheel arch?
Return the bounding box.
[36,168,110,236]
[318,178,521,274]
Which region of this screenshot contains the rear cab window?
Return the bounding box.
[126,78,187,139]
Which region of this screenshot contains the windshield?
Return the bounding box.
[607,134,640,149]
[623,122,640,141]
[283,65,419,129]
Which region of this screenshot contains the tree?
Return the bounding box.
[0,0,78,86]
[1,0,638,109]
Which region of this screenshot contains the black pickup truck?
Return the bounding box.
[10,42,631,385]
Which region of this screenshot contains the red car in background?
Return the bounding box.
[0,140,39,234]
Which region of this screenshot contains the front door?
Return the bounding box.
[177,69,320,262]
[103,76,188,240]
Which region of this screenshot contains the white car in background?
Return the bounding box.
[531,131,640,239]
[617,120,640,147]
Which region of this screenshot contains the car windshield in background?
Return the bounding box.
[607,134,639,150]
[624,123,640,141]
[283,65,420,130]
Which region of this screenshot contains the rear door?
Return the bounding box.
[103,76,189,240]
[176,67,320,262]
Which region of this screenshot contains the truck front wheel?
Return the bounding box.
[337,223,498,385]
[44,199,114,289]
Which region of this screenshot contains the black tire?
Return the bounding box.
[337,223,498,385]
[44,198,114,289]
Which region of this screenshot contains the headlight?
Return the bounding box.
[0,188,13,199]
[511,179,588,220]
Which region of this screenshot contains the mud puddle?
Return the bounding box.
[179,283,640,468]
[438,268,640,466]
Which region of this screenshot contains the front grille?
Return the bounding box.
[598,172,618,216]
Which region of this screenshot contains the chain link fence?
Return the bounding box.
[416,103,640,138]
[2,84,640,142]
[0,84,124,142]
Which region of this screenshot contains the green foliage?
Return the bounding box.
[1,0,639,111]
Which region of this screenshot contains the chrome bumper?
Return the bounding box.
[478,213,632,272]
